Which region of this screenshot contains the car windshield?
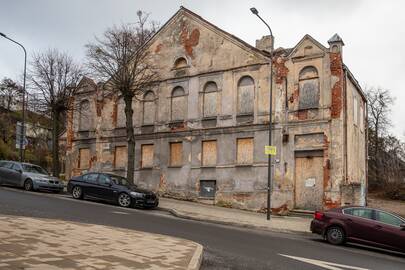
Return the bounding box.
[22,164,48,175]
[109,175,134,187]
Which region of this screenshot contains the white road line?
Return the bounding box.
[111,211,130,215]
[279,254,370,270]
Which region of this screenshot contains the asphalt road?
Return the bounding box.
[0,186,404,270]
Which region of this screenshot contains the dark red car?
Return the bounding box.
[311,206,405,252]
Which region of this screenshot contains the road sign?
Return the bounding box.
[265,145,277,156]
[16,121,27,149]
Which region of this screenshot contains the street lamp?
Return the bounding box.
[250,7,274,220]
[0,32,27,162]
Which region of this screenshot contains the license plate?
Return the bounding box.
[147,200,155,204]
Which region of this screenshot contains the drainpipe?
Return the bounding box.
[343,68,348,185]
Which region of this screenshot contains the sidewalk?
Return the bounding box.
[159,198,312,235]
[0,215,202,270]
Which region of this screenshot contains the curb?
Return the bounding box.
[158,206,312,237]
[187,243,203,270]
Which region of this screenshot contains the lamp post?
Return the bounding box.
[0,32,27,162]
[250,7,274,220]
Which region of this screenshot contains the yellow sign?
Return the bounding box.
[265,145,277,156]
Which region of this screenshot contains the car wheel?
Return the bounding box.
[72,186,83,199]
[24,179,33,191]
[118,193,131,208]
[326,226,345,245]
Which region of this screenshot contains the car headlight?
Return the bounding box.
[130,191,144,198]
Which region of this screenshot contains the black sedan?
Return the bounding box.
[67,172,159,209]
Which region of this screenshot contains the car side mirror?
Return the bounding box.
[400,223,405,230]
[16,169,22,174]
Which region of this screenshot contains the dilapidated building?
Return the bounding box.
[63,7,367,213]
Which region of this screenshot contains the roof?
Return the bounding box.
[144,6,270,60]
[328,33,345,45]
[343,64,367,102]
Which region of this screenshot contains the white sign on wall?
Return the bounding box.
[305,178,316,187]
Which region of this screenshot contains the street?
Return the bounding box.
[0,187,404,270]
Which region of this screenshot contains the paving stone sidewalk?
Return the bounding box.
[0,215,202,270]
[159,198,312,234]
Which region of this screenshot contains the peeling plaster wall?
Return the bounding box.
[63,11,366,213]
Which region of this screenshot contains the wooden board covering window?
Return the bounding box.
[170,142,183,167]
[114,146,127,168]
[141,144,154,168]
[237,138,253,164]
[202,140,217,166]
[78,148,90,169]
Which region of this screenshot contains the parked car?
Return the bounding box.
[67,172,159,209]
[311,206,405,252]
[0,160,64,192]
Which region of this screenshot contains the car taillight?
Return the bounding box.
[314,211,324,220]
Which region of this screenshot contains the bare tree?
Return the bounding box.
[86,11,158,183]
[29,49,83,177]
[366,87,395,186]
[0,77,22,111]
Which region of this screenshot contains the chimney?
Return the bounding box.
[256,35,274,53]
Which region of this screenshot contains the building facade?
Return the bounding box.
[64,7,367,213]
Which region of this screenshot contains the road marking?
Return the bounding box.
[111,211,130,215]
[279,254,370,270]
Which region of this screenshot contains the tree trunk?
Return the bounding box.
[52,110,60,177]
[374,120,380,184]
[124,96,135,184]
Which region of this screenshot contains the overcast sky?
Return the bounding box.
[1,0,404,138]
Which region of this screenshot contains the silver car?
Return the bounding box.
[0,161,64,192]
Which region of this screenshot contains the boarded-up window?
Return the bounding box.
[237,138,253,164]
[298,66,319,110]
[143,91,155,125]
[353,95,358,126]
[114,146,127,168]
[78,148,90,169]
[171,86,187,121]
[116,97,126,128]
[170,142,183,167]
[359,104,364,132]
[202,140,217,166]
[79,100,91,130]
[141,144,154,168]
[203,82,218,117]
[237,76,254,115]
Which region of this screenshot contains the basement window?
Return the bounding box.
[199,180,216,198]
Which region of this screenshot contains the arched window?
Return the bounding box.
[171,86,186,121]
[203,81,218,118]
[143,91,155,125]
[174,57,188,69]
[116,97,126,127]
[79,100,91,130]
[298,66,319,110]
[237,76,254,115]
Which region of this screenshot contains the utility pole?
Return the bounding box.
[0,32,27,162]
[250,7,274,220]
